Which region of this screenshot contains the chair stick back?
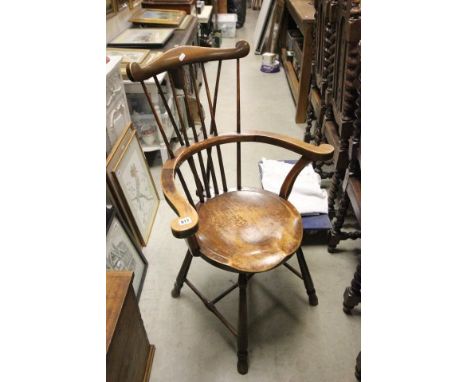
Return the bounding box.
[126,41,250,205]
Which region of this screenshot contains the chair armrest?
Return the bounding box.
[161,131,333,238]
[172,130,334,164]
[162,162,199,239]
[278,156,312,200]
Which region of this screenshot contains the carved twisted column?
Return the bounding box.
[343,262,361,314]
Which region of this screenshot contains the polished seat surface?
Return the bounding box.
[196,189,303,273]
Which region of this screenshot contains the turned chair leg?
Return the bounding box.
[296,247,319,306]
[343,262,361,314]
[237,273,249,374]
[171,250,193,298]
[328,191,350,253]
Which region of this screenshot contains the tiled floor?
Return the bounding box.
[139,8,361,382]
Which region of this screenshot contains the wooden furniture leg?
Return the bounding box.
[343,262,361,314]
[171,250,193,298]
[328,190,350,253]
[296,247,318,306]
[355,351,361,381]
[237,273,249,374]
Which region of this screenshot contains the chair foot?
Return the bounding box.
[171,284,181,298]
[308,294,319,306]
[237,352,249,374]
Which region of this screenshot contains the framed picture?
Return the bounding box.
[108,27,175,48]
[129,8,187,26]
[107,124,160,246]
[131,112,160,146]
[106,205,148,301]
[106,48,150,78]
[107,126,141,245]
[106,48,150,65]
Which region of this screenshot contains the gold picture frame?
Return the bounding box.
[106,124,160,246]
[129,8,187,26]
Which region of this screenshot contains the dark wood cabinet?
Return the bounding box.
[107,271,155,382]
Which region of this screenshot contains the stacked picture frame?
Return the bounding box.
[129,8,187,26]
[106,204,148,301]
[106,124,160,247]
[107,0,142,18]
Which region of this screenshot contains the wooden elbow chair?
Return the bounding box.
[127,41,334,374]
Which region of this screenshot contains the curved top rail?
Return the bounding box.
[127,40,250,82]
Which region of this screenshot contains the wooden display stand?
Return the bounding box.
[107,271,155,382]
[279,0,316,123]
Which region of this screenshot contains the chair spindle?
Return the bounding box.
[179,68,211,198]
[201,62,228,193]
[236,58,241,190]
[141,80,195,205]
[153,75,185,147]
[141,81,175,159]
[189,64,219,196]
[168,72,206,203]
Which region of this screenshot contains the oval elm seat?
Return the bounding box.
[196,189,303,273]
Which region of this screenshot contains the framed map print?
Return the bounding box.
[107,124,160,246]
[106,205,148,301]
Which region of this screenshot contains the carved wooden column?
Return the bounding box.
[343,262,361,314]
